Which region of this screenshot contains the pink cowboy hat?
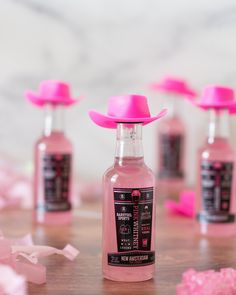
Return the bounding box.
[89,94,167,129]
[150,76,197,97]
[192,85,236,110]
[25,80,79,107]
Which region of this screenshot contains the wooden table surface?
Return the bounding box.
[1,204,236,295]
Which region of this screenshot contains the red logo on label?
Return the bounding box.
[142,238,148,247]
[213,162,222,169]
[131,189,141,202]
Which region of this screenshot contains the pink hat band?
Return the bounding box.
[89,94,167,129]
[150,76,197,97]
[192,85,235,110]
[25,80,79,107]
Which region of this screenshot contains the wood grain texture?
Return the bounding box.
[1,204,236,295]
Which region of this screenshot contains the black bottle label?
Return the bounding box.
[43,153,71,212]
[158,134,184,179]
[108,187,155,267]
[198,160,235,223]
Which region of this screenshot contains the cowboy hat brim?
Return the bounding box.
[230,106,236,114]
[150,83,197,97]
[191,100,236,110]
[89,108,167,129]
[25,90,78,107]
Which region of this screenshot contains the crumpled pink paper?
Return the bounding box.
[164,190,195,217]
[0,159,32,209]
[177,268,236,295]
[0,264,27,295]
[0,232,79,285]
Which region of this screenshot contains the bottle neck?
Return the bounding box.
[165,94,181,118]
[43,104,65,136]
[115,123,144,164]
[207,109,230,144]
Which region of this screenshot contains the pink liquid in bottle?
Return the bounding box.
[196,109,236,236]
[103,123,156,282]
[157,96,185,200]
[34,105,73,225]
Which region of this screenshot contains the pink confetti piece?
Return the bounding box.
[12,244,79,264]
[177,268,236,295]
[165,190,195,218]
[15,261,46,285]
[0,233,79,285]
[9,234,34,247]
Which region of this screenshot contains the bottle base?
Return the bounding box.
[157,177,184,201]
[34,211,72,225]
[103,272,154,282]
[198,222,236,237]
[103,266,154,282]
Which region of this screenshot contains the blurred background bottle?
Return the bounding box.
[193,86,236,236]
[25,81,78,225]
[150,77,196,200]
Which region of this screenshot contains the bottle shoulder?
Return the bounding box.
[103,162,155,187]
[35,132,73,153]
[198,140,235,162]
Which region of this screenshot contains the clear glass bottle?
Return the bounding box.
[34,104,73,225]
[196,109,236,236]
[103,123,156,281]
[157,95,185,200]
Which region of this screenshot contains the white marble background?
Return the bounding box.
[0,0,236,186]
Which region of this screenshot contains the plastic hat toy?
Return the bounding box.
[25,80,79,107]
[89,94,167,129]
[150,76,197,97]
[192,85,235,110]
